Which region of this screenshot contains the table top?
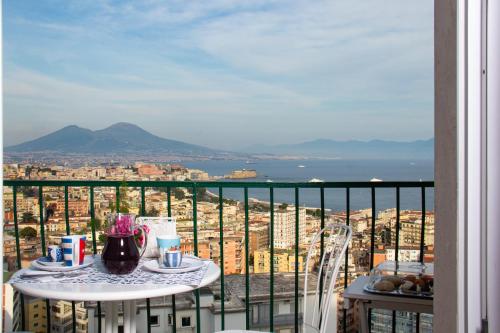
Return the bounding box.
[343,276,433,306]
[11,257,220,302]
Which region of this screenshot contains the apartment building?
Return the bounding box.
[2,283,22,332]
[273,208,306,249]
[253,250,304,274]
[248,225,269,255]
[24,297,47,333]
[55,199,89,217]
[50,300,88,333]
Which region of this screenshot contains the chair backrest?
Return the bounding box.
[303,224,352,333]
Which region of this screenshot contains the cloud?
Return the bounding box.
[3,0,434,149]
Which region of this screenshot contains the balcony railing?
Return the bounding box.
[3,179,434,333]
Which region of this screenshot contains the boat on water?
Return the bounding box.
[266,179,273,183]
[309,178,324,183]
[297,165,306,168]
[370,178,383,182]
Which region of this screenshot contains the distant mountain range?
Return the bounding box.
[5,123,434,160]
[5,123,220,157]
[243,138,434,160]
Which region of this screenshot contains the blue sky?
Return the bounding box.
[4,0,434,150]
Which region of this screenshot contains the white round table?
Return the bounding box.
[12,258,220,333]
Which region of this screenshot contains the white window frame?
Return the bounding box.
[437,1,499,332]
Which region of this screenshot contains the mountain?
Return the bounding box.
[5,123,434,160]
[5,123,219,156]
[243,138,434,160]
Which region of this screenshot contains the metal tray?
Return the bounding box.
[363,283,433,300]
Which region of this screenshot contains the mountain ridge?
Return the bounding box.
[5,123,434,160]
[243,138,434,159]
[5,123,219,156]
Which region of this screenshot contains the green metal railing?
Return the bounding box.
[3,179,434,333]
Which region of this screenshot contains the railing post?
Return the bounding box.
[12,186,26,331]
[218,186,225,330]
[392,187,401,333]
[294,187,299,333]
[269,187,274,333]
[192,184,201,333]
[419,186,427,262]
[38,186,51,332]
[244,187,250,330]
[64,185,77,333]
[417,186,427,332]
[166,186,177,333]
[319,186,325,309]
[140,186,152,333]
[90,187,97,255]
[115,186,120,213]
[89,186,101,333]
[343,187,350,333]
[368,187,376,330]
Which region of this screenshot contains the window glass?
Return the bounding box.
[181,316,191,327]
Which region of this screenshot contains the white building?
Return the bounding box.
[50,300,88,333]
[385,247,421,262]
[273,207,306,249]
[2,283,22,332]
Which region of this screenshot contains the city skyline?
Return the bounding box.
[4,0,434,150]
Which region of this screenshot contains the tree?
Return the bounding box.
[98,233,107,244]
[89,218,102,231]
[20,227,37,239]
[22,212,35,222]
[173,188,185,200]
[279,203,288,210]
[147,207,160,217]
[188,186,207,200]
[117,180,130,213]
[19,186,35,197]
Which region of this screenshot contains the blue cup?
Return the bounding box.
[61,235,83,266]
[165,250,183,268]
[157,235,181,268]
[48,245,63,262]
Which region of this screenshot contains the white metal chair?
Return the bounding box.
[216,224,352,333]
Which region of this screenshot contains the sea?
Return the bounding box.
[182,159,434,212]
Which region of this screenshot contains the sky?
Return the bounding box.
[4,0,434,150]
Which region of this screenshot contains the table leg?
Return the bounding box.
[105,302,113,333]
[124,301,131,333]
[358,300,369,333]
[131,301,137,333]
[123,300,137,333]
[112,302,118,333]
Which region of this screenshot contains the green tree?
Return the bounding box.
[173,188,185,200]
[22,212,35,222]
[98,233,107,244]
[147,207,160,217]
[188,186,207,200]
[89,218,102,231]
[109,181,130,213]
[118,180,130,213]
[19,186,35,197]
[279,203,288,210]
[20,227,37,239]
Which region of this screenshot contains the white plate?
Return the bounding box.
[143,257,204,274]
[31,256,94,272]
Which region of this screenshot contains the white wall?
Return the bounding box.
[486,0,500,330]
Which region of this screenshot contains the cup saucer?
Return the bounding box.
[36,257,65,266]
[143,257,204,274]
